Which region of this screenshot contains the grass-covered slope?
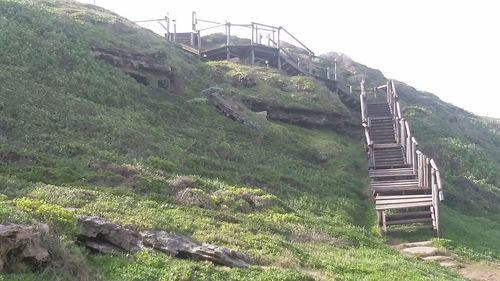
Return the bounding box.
[0,0,473,280]
[396,82,500,259]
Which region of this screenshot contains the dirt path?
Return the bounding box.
[459,262,500,281]
[392,241,500,281]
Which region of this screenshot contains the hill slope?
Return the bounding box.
[0,0,497,280]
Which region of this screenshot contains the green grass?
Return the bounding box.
[0,0,495,280]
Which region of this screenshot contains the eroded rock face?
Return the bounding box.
[91,45,176,92]
[202,87,267,129]
[202,87,346,131]
[78,216,141,253]
[240,95,345,130]
[0,224,49,273]
[77,216,251,268]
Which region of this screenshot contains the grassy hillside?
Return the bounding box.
[0,0,493,280]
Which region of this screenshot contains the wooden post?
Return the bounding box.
[251,47,255,65]
[251,24,255,45]
[277,51,281,70]
[173,19,177,42]
[255,26,259,45]
[272,29,276,47]
[405,121,410,163]
[277,27,281,49]
[165,16,170,40]
[191,11,197,31]
[386,81,390,104]
[349,85,352,95]
[226,22,231,45]
[412,140,418,174]
[326,67,330,80]
[427,158,431,188]
[226,22,231,60]
[308,55,312,74]
[197,30,201,60]
[417,153,422,187]
[398,119,405,146]
[334,58,337,80]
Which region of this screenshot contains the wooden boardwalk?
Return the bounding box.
[147,12,360,110]
[360,81,444,236]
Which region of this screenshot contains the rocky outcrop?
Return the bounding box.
[202,87,267,129]
[91,45,176,92]
[0,224,49,273]
[202,87,346,131]
[78,216,142,253]
[142,230,250,268]
[240,95,345,130]
[77,216,251,268]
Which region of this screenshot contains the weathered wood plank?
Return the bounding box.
[376,201,433,210]
[376,198,432,205]
[386,218,432,225]
[376,194,432,200]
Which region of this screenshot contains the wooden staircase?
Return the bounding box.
[360,81,444,236]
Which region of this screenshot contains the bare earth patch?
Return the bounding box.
[459,261,500,281]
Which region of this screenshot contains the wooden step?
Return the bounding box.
[372,143,402,149]
[371,126,395,130]
[374,149,403,154]
[375,152,403,157]
[376,201,433,211]
[371,133,395,137]
[374,148,403,152]
[372,139,396,143]
[372,183,424,193]
[373,163,407,168]
[376,196,432,205]
[385,225,434,232]
[372,179,419,186]
[386,218,433,225]
[372,138,396,142]
[370,119,393,122]
[374,158,405,162]
[376,194,431,200]
[374,151,402,156]
[386,211,432,220]
[369,168,416,178]
[369,113,391,116]
[375,159,404,163]
[372,157,407,162]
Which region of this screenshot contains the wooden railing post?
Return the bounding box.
[412,138,418,174]
[197,30,201,59]
[334,58,337,80]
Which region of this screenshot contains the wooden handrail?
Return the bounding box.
[279,27,314,56]
[366,80,443,236]
[197,23,226,32]
[362,123,372,145]
[252,21,279,30]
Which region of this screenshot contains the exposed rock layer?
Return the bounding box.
[77,216,251,268]
[0,224,49,273]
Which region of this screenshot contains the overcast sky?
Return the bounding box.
[77,0,499,118]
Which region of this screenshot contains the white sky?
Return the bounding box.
[77,0,500,118]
